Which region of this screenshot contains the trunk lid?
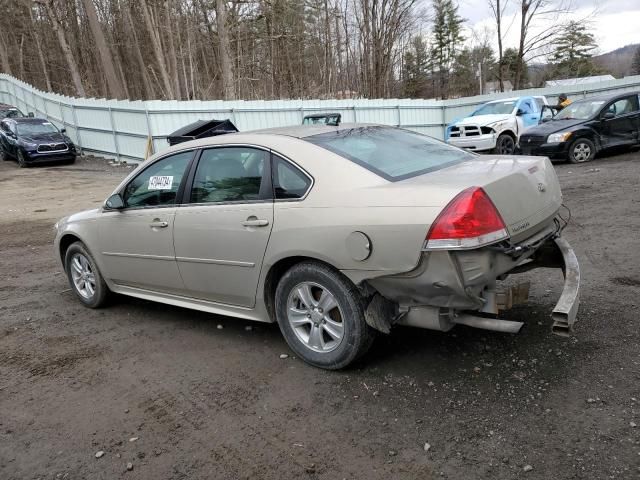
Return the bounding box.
[397,155,563,239]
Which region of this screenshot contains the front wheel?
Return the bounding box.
[493,134,516,155]
[275,261,376,369]
[17,150,29,168]
[568,138,595,163]
[64,241,110,308]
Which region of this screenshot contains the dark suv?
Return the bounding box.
[0,103,29,119]
[519,92,640,163]
[0,117,77,167]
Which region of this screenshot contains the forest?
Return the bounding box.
[0,0,638,101]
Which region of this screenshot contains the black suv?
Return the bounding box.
[519,92,640,163]
[0,117,77,167]
[0,103,30,119]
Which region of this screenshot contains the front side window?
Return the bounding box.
[519,100,533,114]
[306,126,472,181]
[273,156,311,199]
[190,147,268,204]
[123,150,193,208]
[605,96,639,117]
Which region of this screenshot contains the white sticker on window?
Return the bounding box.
[148,175,173,190]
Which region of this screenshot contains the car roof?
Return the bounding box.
[569,91,638,103]
[245,123,378,139]
[10,117,49,124]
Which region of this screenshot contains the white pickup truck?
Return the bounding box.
[446,96,550,155]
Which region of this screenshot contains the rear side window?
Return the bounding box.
[306,126,472,181]
[273,156,311,199]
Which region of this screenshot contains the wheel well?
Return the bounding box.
[59,234,81,263]
[498,130,517,140]
[263,256,339,322]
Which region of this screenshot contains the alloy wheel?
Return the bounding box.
[70,253,97,300]
[497,136,515,155]
[572,142,591,162]
[286,282,345,353]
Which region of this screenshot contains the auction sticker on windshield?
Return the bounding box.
[148,176,173,190]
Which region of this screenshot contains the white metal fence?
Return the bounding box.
[2,73,639,163]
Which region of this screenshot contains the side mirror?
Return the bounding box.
[104,193,125,210]
[602,112,615,120]
[541,117,551,123]
[516,109,526,116]
[61,128,66,134]
[27,112,34,118]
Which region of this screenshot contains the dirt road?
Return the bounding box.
[1,152,639,479]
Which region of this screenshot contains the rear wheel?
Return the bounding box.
[568,138,595,163]
[16,150,29,168]
[275,261,376,369]
[493,134,516,155]
[64,241,110,308]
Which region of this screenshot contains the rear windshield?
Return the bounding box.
[305,126,472,181]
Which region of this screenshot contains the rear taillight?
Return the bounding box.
[424,187,508,250]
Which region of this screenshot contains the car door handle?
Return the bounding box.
[149,220,169,228]
[242,217,269,227]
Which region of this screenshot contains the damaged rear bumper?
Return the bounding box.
[550,237,580,335]
[366,228,580,336]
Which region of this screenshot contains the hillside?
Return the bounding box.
[593,43,640,77]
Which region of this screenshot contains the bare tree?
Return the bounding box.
[487,0,508,91]
[35,0,86,96]
[81,0,126,98]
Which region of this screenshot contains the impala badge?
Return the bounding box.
[537,183,546,192]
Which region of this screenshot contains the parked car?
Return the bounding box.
[302,113,341,126]
[54,124,580,369]
[0,103,29,119]
[446,96,548,154]
[0,117,76,167]
[519,92,640,163]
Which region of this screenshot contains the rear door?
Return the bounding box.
[600,95,640,147]
[173,146,274,307]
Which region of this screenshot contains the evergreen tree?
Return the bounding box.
[432,0,465,99]
[550,21,600,79]
[631,47,640,75]
[402,36,430,98]
[503,47,527,87]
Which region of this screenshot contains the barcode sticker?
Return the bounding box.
[148,176,173,190]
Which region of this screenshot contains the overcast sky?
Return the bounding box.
[451,0,640,57]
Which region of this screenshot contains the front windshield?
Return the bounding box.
[554,100,604,120]
[471,101,516,116]
[306,126,473,181]
[16,122,59,136]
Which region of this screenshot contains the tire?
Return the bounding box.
[16,150,29,168]
[64,241,110,308]
[568,138,595,163]
[274,261,376,370]
[493,133,516,155]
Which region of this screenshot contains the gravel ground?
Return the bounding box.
[0,150,639,479]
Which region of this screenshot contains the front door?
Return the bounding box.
[173,146,274,308]
[98,150,194,294]
[600,95,640,147]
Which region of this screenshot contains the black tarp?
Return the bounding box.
[167,119,238,146]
